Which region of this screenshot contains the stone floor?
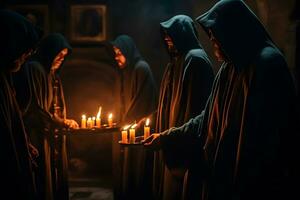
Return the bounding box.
[69,178,113,200]
[69,187,113,200]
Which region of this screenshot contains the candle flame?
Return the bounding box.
[108,113,113,119]
[82,115,86,119]
[92,116,96,120]
[88,117,91,120]
[123,125,131,130]
[131,124,137,129]
[145,118,150,126]
[97,106,102,119]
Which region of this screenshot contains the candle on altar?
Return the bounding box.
[144,118,150,139]
[129,124,137,143]
[87,117,92,129]
[108,113,113,127]
[96,106,102,128]
[121,125,131,143]
[81,115,87,129]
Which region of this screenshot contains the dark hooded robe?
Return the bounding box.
[0,10,41,200]
[14,33,72,200]
[159,1,299,199]
[111,35,157,199]
[154,15,214,200]
[36,33,71,200]
[111,35,157,125]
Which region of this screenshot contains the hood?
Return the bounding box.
[160,15,202,55]
[196,0,275,70]
[0,9,42,70]
[35,33,72,73]
[111,34,142,68]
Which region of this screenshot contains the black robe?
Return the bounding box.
[111,35,157,125]
[0,10,41,200]
[160,1,299,199]
[14,33,72,200]
[154,15,214,200]
[14,61,54,200]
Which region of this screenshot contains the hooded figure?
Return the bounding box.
[153,15,214,200]
[0,10,41,200]
[145,1,298,200]
[111,35,157,125]
[14,33,77,200]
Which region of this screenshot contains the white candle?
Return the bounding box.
[87,117,92,129]
[92,117,96,127]
[144,118,150,139]
[96,106,102,128]
[108,113,113,127]
[81,115,86,129]
[121,125,131,143]
[129,124,137,143]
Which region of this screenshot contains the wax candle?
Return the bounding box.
[92,117,96,127]
[96,106,102,128]
[87,117,92,129]
[144,118,150,139]
[129,124,137,143]
[81,115,87,129]
[108,113,113,127]
[121,125,131,143]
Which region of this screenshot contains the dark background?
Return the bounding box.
[1,0,299,193]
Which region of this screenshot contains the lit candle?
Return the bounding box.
[87,117,92,129]
[144,118,150,139]
[96,106,102,128]
[92,117,96,127]
[108,113,113,127]
[121,125,131,143]
[129,124,137,143]
[81,115,87,129]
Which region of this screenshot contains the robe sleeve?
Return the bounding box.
[22,63,53,130]
[160,112,205,169]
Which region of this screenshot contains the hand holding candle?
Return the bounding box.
[144,118,150,139]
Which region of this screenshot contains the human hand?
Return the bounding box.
[142,133,161,151]
[64,119,79,129]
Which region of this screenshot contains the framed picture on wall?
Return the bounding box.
[70,5,107,43]
[7,5,49,34]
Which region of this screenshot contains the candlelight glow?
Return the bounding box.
[123,125,131,130]
[82,115,86,120]
[108,113,113,119]
[97,106,102,119]
[131,124,137,129]
[145,118,150,126]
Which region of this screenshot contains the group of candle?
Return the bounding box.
[121,118,151,144]
[81,106,114,129]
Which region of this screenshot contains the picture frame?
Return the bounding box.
[70,5,107,43]
[7,5,50,35]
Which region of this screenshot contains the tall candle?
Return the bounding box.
[129,124,137,143]
[121,125,131,143]
[87,117,92,129]
[92,117,96,127]
[96,106,102,128]
[81,115,87,129]
[144,118,150,139]
[108,113,113,127]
